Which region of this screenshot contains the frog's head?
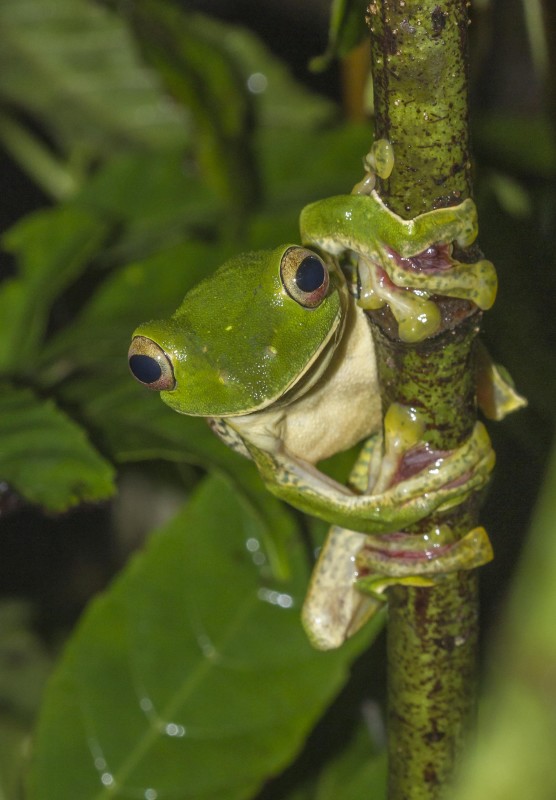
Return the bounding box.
[128,245,346,417]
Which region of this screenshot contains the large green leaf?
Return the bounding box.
[61,376,298,581]
[0,205,107,373]
[28,475,381,799]
[0,383,115,511]
[39,239,232,380]
[0,0,188,156]
[72,150,221,263]
[124,0,259,221]
[187,13,335,130]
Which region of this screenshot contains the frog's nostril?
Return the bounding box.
[128,336,176,391]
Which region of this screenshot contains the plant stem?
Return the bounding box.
[367,1,485,797]
[374,321,480,799]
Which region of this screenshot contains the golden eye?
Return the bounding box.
[128,336,176,391]
[280,247,329,308]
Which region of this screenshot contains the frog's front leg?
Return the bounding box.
[235,403,495,535]
[300,192,497,343]
[299,411,494,650]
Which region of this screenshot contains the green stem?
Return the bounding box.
[367,1,485,797]
[387,573,478,796]
[374,320,481,799]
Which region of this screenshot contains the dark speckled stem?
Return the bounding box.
[374,320,481,800]
[387,572,479,797]
[367,2,485,797]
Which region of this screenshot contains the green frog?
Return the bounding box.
[128,191,503,649]
[300,191,498,343]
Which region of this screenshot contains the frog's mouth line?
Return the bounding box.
[160,269,351,419]
[270,316,346,411]
[212,300,347,419]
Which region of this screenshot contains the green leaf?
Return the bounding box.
[61,376,297,581]
[39,239,231,380]
[73,150,220,262]
[0,110,80,200]
[0,601,52,723]
[474,113,556,177]
[0,383,115,511]
[0,0,188,159]
[28,475,380,799]
[189,13,335,130]
[312,723,386,800]
[124,1,258,221]
[0,205,107,373]
[310,0,370,72]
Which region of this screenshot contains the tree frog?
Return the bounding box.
[300,189,498,343]
[129,223,495,647]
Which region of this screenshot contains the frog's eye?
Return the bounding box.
[280,247,329,308]
[128,336,176,391]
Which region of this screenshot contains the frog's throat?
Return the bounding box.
[269,316,347,411]
[271,274,355,411]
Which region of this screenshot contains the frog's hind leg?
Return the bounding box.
[302,436,384,650]
[301,525,383,650]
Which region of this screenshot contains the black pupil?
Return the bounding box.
[295,256,325,293]
[129,354,162,384]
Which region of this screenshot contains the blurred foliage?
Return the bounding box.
[0,0,554,798]
[29,476,382,799]
[309,0,370,72]
[452,435,556,800]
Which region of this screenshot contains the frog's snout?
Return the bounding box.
[128,335,176,392]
